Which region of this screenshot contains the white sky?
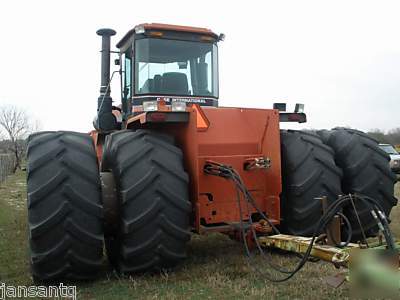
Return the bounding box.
[1,0,400,132]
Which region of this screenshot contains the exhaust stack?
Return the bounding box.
[96,28,117,131]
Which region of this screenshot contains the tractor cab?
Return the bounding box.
[116,24,224,115]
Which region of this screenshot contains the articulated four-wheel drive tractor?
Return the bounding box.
[26,23,398,282]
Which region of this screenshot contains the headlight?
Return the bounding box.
[295,103,305,113]
[143,101,158,112]
[171,101,187,112]
[135,25,145,34]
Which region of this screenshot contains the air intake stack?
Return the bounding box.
[96,28,117,131]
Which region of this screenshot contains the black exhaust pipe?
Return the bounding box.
[96,28,117,131]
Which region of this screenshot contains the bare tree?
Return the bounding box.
[0,105,35,172]
[386,127,400,146]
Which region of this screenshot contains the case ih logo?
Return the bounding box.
[156,97,207,104]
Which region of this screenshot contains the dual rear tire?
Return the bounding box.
[26,130,191,281]
[280,128,397,241]
[317,128,397,239]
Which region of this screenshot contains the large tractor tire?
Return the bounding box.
[26,131,103,281]
[280,130,343,236]
[317,128,398,240]
[101,129,191,273]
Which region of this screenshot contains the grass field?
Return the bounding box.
[0,171,398,299]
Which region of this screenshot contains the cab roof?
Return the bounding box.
[116,23,219,49]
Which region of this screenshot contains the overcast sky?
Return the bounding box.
[1,0,399,132]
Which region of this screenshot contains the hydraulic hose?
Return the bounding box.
[204,161,398,282]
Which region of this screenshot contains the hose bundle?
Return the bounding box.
[204,161,397,282]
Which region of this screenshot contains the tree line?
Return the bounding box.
[367,128,400,147]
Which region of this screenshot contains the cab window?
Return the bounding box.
[134,38,218,98]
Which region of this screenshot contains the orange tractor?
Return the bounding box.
[26,23,397,281]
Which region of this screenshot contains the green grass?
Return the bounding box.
[390,183,400,237]
[0,171,30,287]
[0,172,398,299]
